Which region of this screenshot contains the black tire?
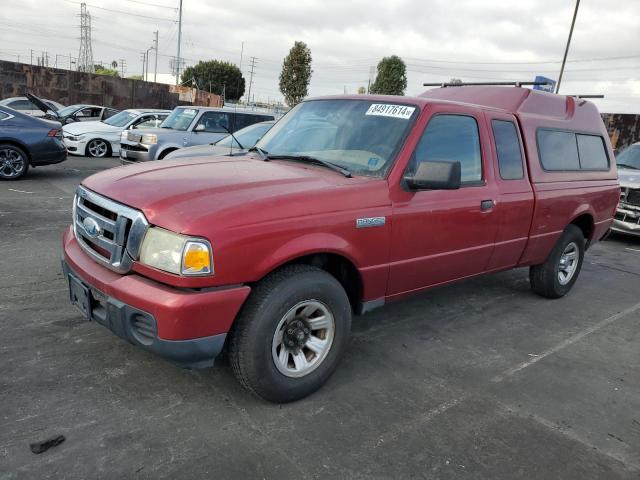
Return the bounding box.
[0,144,29,180]
[530,224,585,298]
[228,264,352,403]
[85,139,111,158]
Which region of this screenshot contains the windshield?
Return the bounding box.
[215,122,273,149]
[255,99,418,177]
[103,111,137,127]
[160,108,199,131]
[57,105,84,117]
[616,145,640,169]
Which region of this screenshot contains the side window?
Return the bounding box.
[77,107,101,118]
[576,134,609,170]
[233,113,262,132]
[0,111,10,120]
[413,114,482,183]
[537,130,580,170]
[133,115,160,129]
[9,100,34,111]
[196,111,231,133]
[492,120,524,180]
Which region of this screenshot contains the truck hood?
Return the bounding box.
[63,121,120,135]
[618,167,640,188]
[82,156,388,234]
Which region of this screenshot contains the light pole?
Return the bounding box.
[556,0,580,94]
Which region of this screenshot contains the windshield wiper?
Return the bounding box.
[266,154,352,178]
[248,146,268,160]
[617,163,639,170]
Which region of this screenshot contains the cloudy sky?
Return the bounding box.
[1,0,639,112]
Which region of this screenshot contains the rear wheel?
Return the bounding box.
[530,224,585,298]
[86,139,111,158]
[0,144,29,180]
[229,265,352,403]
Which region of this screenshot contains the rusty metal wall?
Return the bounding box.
[0,60,222,110]
[602,113,640,151]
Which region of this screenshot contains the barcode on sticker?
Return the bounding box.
[365,104,415,119]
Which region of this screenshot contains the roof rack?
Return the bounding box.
[423,81,551,88]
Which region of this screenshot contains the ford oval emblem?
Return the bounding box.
[82,217,101,238]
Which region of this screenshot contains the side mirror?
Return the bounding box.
[194,124,205,132]
[404,160,461,190]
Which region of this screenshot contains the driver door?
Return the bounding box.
[388,107,499,297]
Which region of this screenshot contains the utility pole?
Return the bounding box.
[145,46,153,81]
[119,58,126,77]
[556,0,580,94]
[247,56,257,108]
[141,52,146,80]
[153,30,159,83]
[175,0,183,85]
[30,49,33,66]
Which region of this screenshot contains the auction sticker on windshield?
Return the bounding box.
[366,104,415,119]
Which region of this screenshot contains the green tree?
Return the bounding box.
[449,78,463,85]
[357,86,366,94]
[181,60,245,101]
[370,55,407,95]
[94,65,119,77]
[279,41,312,107]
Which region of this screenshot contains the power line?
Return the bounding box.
[123,0,177,10]
[62,0,177,22]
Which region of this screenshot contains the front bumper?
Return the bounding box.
[119,140,154,163]
[63,137,87,156]
[612,204,640,237]
[62,227,251,368]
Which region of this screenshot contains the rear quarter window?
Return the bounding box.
[492,120,524,180]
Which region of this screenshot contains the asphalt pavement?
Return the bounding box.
[1,156,639,479]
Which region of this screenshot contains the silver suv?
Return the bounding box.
[119,106,274,162]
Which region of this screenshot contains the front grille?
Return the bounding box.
[120,143,147,152]
[626,188,640,206]
[73,186,148,273]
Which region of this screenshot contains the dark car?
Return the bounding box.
[44,104,120,125]
[0,106,67,180]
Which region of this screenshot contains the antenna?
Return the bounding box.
[423,81,552,88]
[77,3,94,73]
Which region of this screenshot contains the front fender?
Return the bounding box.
[255,232,361,278]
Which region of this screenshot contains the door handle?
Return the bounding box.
[480,199,495,211]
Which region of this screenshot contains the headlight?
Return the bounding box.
[66,135,83,142]
[141,134,157,145]
[139,227,213,276]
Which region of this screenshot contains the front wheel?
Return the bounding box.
[530,224,585,298]
[86,139,111,158]
[228,265,352,403]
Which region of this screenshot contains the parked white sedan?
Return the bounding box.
[62,109,169,157]
[0,96,64,117]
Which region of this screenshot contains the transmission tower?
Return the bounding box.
[247,56,258,106]
[77,3,94,72]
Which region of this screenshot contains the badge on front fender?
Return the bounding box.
[356,217,386,228]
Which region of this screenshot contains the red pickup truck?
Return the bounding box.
[62,86,619,402]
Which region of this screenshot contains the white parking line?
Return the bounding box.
[7,188,33,194]
[491,301,640,383]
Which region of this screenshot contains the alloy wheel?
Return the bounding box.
[0,148,26,178]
